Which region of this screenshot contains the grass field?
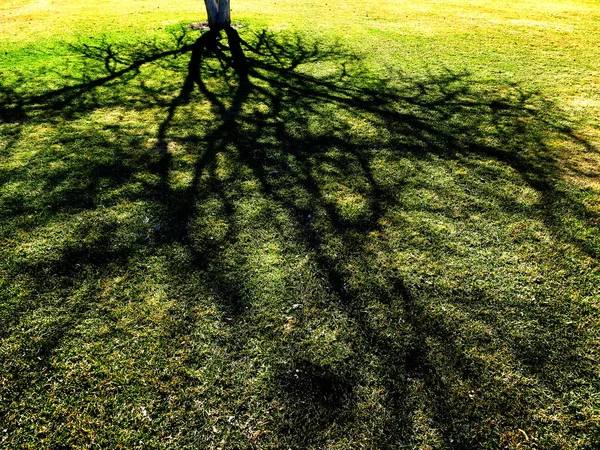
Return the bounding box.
[1,0,599,448]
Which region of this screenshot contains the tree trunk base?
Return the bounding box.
[187,26,248,82]
[189,22,244,31]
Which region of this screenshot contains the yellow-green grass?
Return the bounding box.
[1,0,599,449]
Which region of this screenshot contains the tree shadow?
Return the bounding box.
[1,27,599,448]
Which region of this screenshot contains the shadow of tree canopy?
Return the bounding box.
[1,27,599,449]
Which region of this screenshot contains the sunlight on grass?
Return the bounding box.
[1,0,599,448]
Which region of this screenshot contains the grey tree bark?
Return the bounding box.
[204,0,231,30]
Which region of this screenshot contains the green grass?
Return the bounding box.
[1,0,599,448]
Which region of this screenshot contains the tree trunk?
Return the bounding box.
[198,0,246,76]
[217,0,231,29]
[204,0,230,30]
[204,0,219,28]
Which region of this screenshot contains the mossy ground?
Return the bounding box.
[1,0,599,448]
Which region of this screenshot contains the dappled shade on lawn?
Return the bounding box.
[1,27,599,449]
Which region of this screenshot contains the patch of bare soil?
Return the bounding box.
[189,22,245,31]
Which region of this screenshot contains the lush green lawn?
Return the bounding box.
[1,0,599,448]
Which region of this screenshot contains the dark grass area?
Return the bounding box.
[1,28,599,448]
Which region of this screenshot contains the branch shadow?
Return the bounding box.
[1,26,599,448]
